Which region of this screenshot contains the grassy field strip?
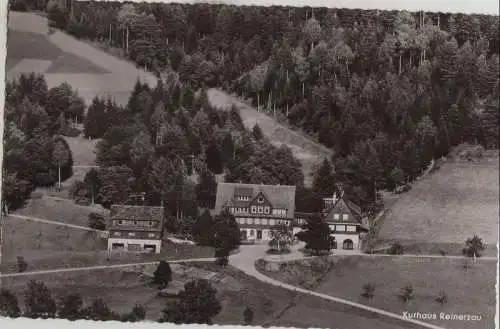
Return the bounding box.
[8,214,106,233]
[331,253,497,260]
[0,258,216,278]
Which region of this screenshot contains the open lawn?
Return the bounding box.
[259,256,496,329]
[63,135,99,166]
[7,29,61,61]
[7,12,155,106]
[377,155,499,255]
[13,197,102,227]
[2,207,214,274]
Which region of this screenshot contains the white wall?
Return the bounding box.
[107,238,162,254]
[241,228,272,242]
[333,233,360,251]
[291,227,360,251]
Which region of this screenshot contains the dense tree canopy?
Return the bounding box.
[3,74,76,213]
[53,2,498,212]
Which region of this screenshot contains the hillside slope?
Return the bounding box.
[377,150,499,254]
[207,89,333,187]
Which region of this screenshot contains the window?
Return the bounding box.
[257,196,264,203]
[134,221,138,225]
[249,229,255,236]
[118,220,123,225]
[128,232,136,237]
[246,218,253,225]
[255,218,260,225]
[269,219,275,226]
[113,232,121,236]
[148,233,156,238]
[264,207,270,214]
[347,225,356,232]
[257,206,263,213]
[238,218,244,224]
[149,221,153,226]
[336,225,346,232]
[262,218,268,225]
[251,206,257,213]
[334,214,340,220]
[342,214,349,221]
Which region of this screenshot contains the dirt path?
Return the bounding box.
[7,214,106,233]
[0,258,215,279]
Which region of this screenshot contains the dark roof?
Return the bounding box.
[234,187,253,197]
[324,194,363,224]
[110,205,164,222]
[215,182,296,218]
[109,226,162,232]
[345,199,362,216]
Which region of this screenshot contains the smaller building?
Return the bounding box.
[107,205,164,254]
[294,191,369,251]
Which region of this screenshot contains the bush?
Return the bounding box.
[387,242,404,255]
[88,212,106,230]
[16,256,28,273]
[266,247,291,255]
[10,0,29,11]
[47,1,68,29]
[243,306,254,325]
[62,127,81,137]
[214,248,229,266]
[153,261,172,288]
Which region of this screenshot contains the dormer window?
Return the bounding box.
[257,196,264,203]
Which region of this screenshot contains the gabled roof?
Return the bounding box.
[110,205,164,223]
[324,194,363,224]
[234,187,253,197]
[215,182,296,218]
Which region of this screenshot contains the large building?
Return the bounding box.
[214,182,296,243]
[107,205,164,253]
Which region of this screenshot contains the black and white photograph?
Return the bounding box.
[0,0,498,328]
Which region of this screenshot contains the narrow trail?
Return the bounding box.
[7,214,107,233]
[0,258,215,278]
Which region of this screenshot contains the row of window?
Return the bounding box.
[237,217,290,226]
[112,231,158,238]
[330,224,356,233]
[115,220,156,227]
[333,214,349,221]
[236,196,250,201]
[229,206,287,216]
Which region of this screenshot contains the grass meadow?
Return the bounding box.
[377,156,499,255]
[258,256,496,329]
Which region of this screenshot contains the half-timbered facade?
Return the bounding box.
[293,192,369,251]
[214,183,296,243]
[107,205,164,253]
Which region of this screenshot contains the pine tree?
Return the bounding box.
[296,214,334,255]
[252,124,264,140]
[313,158,335,197]
[153,261,173,288]
[24,281,57,319]
[206,140,223,174]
